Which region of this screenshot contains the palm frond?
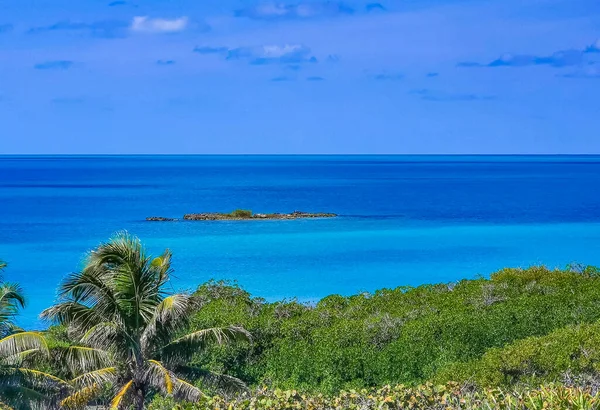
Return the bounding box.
[1,349,40,367]
[141,293,192,353]
[60,384,101,410]
[0,332,48,359]
[79,321,127,353]
[58,266,119,317]
[174,365,248,395]
[88,232,166,329]
[0,384,47,410]
[0,283,26,311]
[146,360,173,394]
[110,379,133,409]
[16,368,68,389]
[54,346,112,375]
[173,377,205,402]
[40,302,103,332]
[0,283,26,330]
[70,367,117,389]
[161,326,251,365]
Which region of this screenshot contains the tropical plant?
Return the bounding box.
[148,382,600,410]
[186,266,600,393]
[0,260,63,409]
[41,233,251,410]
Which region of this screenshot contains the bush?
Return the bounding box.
[230,209,253,218]
[435,322,600,386]
[148,382,600,410]
[187,266,600,393]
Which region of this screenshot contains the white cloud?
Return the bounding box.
[131,16,188,33]
[262,44,304,58]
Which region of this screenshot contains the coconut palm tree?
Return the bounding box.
[0,260,64,409]
[41,233,251,409]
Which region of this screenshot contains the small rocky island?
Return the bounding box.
[146,210,337,222]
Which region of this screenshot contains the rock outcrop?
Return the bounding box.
[147,210,337,221]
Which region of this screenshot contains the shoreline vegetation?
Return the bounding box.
[146,210,337,221]
[2,234,600,409]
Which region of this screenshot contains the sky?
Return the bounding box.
[0,0,599,154]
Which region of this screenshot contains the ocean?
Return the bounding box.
[2,155,600,327]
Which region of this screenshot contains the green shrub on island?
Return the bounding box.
[186,266,600,393]
[229,209,253,218]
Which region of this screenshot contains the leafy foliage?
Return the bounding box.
[188,266,600,393]
[435,321,600,386]
[229,209,253,218]
[0,260,64,409]
[148,382,600,410]
[40,233,250,409]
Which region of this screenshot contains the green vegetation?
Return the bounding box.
[186,266,600,393]
[3,237,600,409]
[0,260,62,409]
[435,321,600,387]
[148,383,600,410]
[229,209,253,218]
[40,233,250,409]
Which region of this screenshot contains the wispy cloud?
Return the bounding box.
[108,1,127,6]
[235,1,354,20]
[426,72,439,77]
[28,20,128,38]
[156,59,175,66]
[326,54,341,63]
[227,44,317,65]
[306,76,325,81]
[562,65,600,79]
[585,39,600,53]
[459,40,600,69]
[410,89,495,102]
[371,72,403,80]
[193,46,229,55]
[0,24,13,34]
[131,16,189,33]
[271,76,294,82]
[34,60,74,70]
[366,3,386,12]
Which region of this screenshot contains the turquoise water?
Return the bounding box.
[2,155,600,326]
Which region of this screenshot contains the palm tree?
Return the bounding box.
[0,260,64,409]
[41,233,251,409]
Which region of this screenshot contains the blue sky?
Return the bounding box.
[1,0,599,154]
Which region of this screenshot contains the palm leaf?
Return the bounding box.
[174,365,248,394]
[60,384,101,410]
[70,367,117,389]
[0,332,48,359]
[146,360,173,394]
[110,379,133,409]
[141,294,192,353]
[54,346,112,374]
[173,377,204,402]
[15,368,68,389]
[161,326,251,365]
[1,349,40,367]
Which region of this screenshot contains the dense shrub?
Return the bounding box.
[188,266,600,393]
[148,382,600,410]
[435,322,600,386]
[230,209,253,218]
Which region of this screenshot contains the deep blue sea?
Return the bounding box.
[2,155,600,327]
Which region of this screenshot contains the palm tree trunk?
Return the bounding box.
[134,388,145,410]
